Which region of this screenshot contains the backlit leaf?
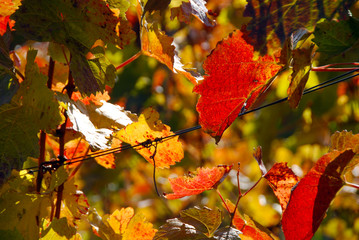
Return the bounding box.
[57,93,137,150]
[226,200,277,240]
[253,146,267,175]
[115,107,183,168]
[287,44,314,108]
[154,206,240,240]
[180,206,222,237]
[163,165,232,199]
[193,30,282,142]
[312,18,359,57]
[0,171,51,240]
[40,218,81,240]
[108,207,134,234]
[0,50,63,183]
[281,150,356,240]
[244,0,354,53]
[141,23,202,84]
[264,162,299,212]
[122,213,157,240]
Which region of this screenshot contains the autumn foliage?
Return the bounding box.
[0,0,359,240]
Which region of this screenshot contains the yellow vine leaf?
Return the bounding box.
[114,108,183,168]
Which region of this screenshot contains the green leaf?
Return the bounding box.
[48,166,69,192]
[106,0,131,19]
[0,50,63,184]
[89,46,117,88]
[312,18,359,56]
[11,0,123,50]
[0,229,24,240]
[180,207,222,238]
[0,172,51,240]
[40,218,78,240]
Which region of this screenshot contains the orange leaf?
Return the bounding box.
[108,207,134,234]
[141,25,201,84]
[164,165,232,199]
[226,200,278,240]
[114,108,183,168]
[193,30,282,142]
[264,162,299,212]
[281,149,356,240]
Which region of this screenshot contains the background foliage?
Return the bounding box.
[0,0,359,239]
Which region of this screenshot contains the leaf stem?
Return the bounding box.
[216,188,231,214]
[241,177,263,199]
[312,62,359,72]
[116,51,142,70]
[345,181,359,189]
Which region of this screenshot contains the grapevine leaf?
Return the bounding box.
[17,49,63,131]
[163,165,232,199]
[114,107,183,168]
[312,18,359,57]
[141,24,202,84]
[108,207,134,234]
[40,218,81,240]
[88,208,120,240]
[62,177,90,222]
[226,200,277,240]
[287,44,314,108]
[106,0,131,19]
[329,130,359,171]
[0,0,21,17]
[264,163,299,212]
[0,50,63,183]
[88,46,117,89]
[180,207,222,238]
[193,30,282,142]
[57,93,137,150]
[122,213,157,240]
[48,166,69,192]
[0,171,51,240]
[243,0,354,54]
[155,206,239,240]
[0,229,23,240]
[282,149,356,240]
[89,207,156,240]
[11,0,124,49]
[171,0,216,27]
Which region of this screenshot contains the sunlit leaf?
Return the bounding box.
[226,200,278,240]
[141,23,202,84]
[287,44,314,108]
[0,171,51,240]
[193,30,282,142]
[163,165,232,199]
[0,50,63,183]
[108,207,134,234]
[122,213,157,240]
[264,162,299,212]
[40,218,81,240]
[281,149,356,240]
[115,107,183,168]
[57,93,136,150]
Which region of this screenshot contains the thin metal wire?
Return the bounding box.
[22,70,359,174]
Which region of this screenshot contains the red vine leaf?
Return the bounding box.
[114,107,183,168]
[264,162,299,212]
[193,30,282,142]
[281,149,356,240]
[226,200,278,240]
[163,165,232,199]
